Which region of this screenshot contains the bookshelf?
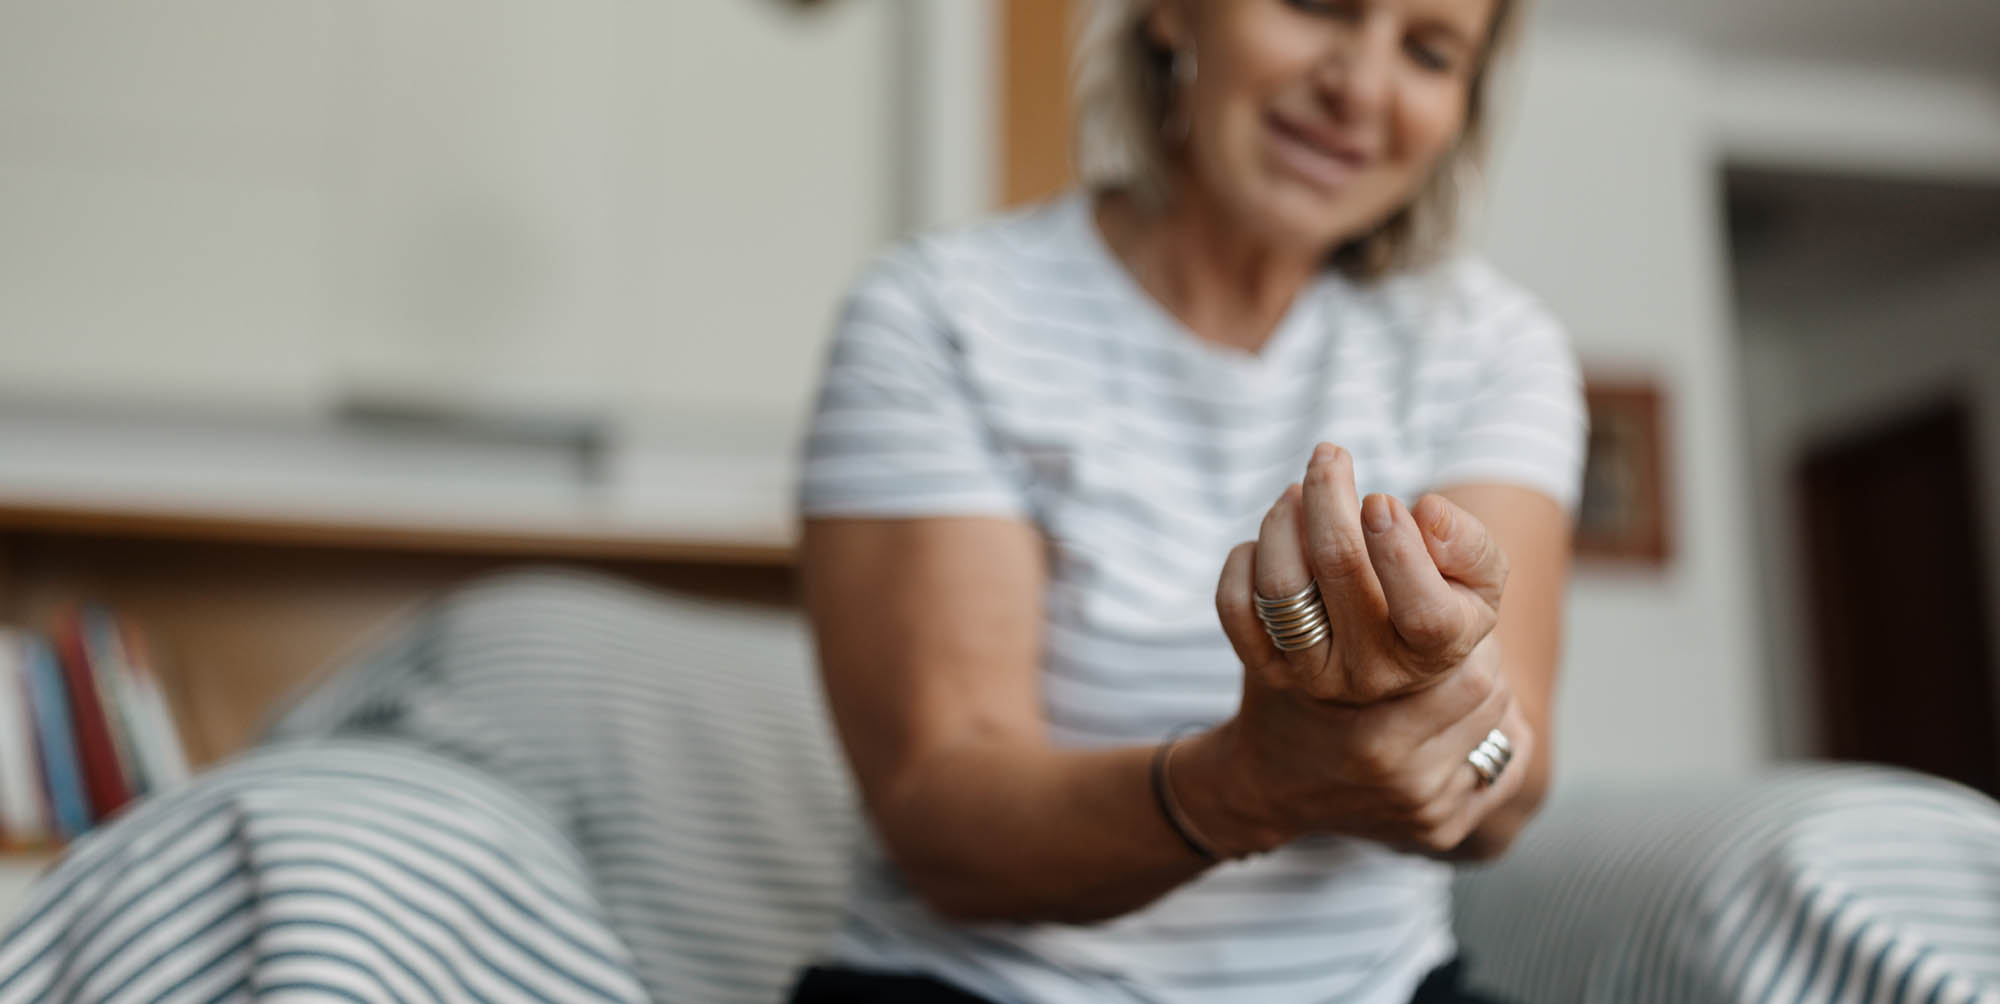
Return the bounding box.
[0,494,798,859]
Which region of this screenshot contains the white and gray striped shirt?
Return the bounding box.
[798,192,1590,1004]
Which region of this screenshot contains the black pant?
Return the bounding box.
[788,959,1509,1003]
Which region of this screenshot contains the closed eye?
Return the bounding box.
[1405,27,1468,73]
[1405,36,1455,72]
[1285,0,1366,23]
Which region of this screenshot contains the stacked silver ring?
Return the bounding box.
[1254,581,1331,652]
[1467,729,1514,787]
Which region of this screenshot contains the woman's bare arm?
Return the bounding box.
[803,515,1221,924]
[804,474,1564,920]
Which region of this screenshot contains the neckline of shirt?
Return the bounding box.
[1059,190,1330,380]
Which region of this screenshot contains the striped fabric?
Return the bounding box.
[0,570,860,1004]
[1453,766,2000,1004]
[0,740,649,1003]
[264,570,861,1004]
[798,191,1589,1003]
[1,571,1998,1002]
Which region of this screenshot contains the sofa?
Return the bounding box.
[2,570,1995,1003]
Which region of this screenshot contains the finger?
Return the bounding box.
[1215,540,1282,671]
[1379,634,1505,748]
[1301,444,1387,624]
[1411,494,1508,610]
[1252,483,1328,661]
[1459,699,1533,824]
[1402,669,1513,848]
[1362,493,1481,667]
[1414,665,1511,797]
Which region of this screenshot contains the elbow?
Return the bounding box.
[904,863,1016,924]
[897,849,1116,926]
[881,813,1128,925]
[871,806,1034,924]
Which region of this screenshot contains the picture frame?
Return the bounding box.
[1575,379,1672,565]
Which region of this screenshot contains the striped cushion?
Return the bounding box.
[266,568,860,1004]
[0,740,649,1003]
[1454,765,2000,1003]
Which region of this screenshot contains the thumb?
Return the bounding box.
[1410,494,1508,611]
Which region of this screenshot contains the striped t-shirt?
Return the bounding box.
[798,191,1589,1004]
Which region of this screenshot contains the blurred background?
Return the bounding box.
[0,0,1995,908]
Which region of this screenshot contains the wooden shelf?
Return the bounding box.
[0,498,796,568]
[0,497,802,768]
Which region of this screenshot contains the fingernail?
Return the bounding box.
[1310,443,1332,466]
[1362,494,1394,534]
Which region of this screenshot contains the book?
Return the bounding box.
[105,614,189,792]
[21,635,90,839]
[0,632,52,846]
[74,609,146,794]
[51,618,133,822]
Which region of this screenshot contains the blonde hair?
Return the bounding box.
[1071,0,1524,280]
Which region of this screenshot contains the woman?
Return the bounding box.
[792,0,1584,1000]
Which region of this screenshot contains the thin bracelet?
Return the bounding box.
[1150,727,1226,863]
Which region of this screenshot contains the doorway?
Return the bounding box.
[1799,401,1998,795]
[1728,165,2000,793]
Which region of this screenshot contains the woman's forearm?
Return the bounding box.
[871,731,1274,924]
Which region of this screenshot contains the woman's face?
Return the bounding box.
[1150,0,1497,254]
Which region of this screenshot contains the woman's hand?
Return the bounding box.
[1193,444,1535,855]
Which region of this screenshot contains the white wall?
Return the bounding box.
[1472,27,1774,783]
[1709,59,2000,182]
[0,1,343,414]
[0,1,901,431]
[1740,250,2000,759]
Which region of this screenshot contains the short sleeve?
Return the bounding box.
[797,251,1032,520]
[1426,274,1590,513]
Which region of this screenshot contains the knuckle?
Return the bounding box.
[1462,647,1504,697]
[1413,800,1454,835]
[1470,604,1500,641]
[1303,667,1348,701]
[1347,666,1414,705]
[1414,493,1454,535]
[1260,499,1290,533]
[1384,776,1431,816]
[1436,631,1480,670]
[1352,740,1400,782]
[1216,545,1254,603]
[1380,791,1419,820]
[1418,820,1466,854]
[1395,602,1459,653]
[1309,540,1368,585]
[1217,588,1252,625]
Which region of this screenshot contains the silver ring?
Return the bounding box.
[1255,581,1329,652]
[1254,581,1320,613]
[1468,729,1513,788]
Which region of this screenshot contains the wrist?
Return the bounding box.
[1168,720,1293,858]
